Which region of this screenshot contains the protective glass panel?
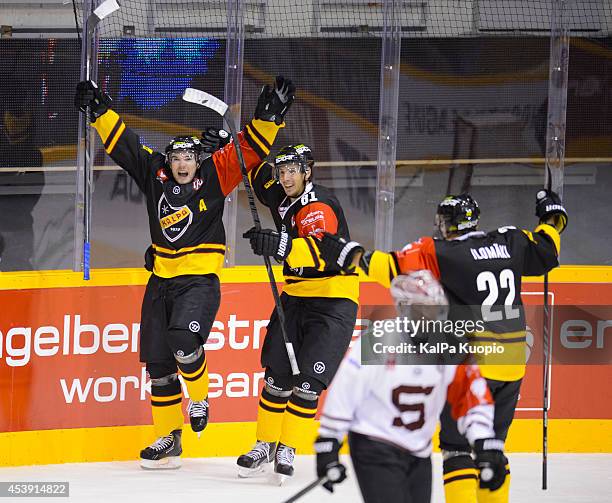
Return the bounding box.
[0,39,80,271]
[392,1,612,265]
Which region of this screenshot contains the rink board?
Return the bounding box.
[0,266,611,466]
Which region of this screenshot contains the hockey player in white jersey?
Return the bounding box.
[314,271,508,502]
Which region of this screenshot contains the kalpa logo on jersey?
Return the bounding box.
[158,193,193,242]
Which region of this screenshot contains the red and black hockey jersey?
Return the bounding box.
[250,162,359,303]
[362,225,560,380]
[91,109,281,278]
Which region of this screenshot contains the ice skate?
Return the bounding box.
[274,442,295,485]
[236,440,276,478]
[187,398,209,437]
[140,429,182,470]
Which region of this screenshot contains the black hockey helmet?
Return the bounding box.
[435,193,480,238]
[164,135,205,166]
[273,144,311,181]
[291,143,314,169]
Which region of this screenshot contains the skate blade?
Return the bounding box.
[140,456,181,470]
[273,472,291,486]
[237,464,268,478]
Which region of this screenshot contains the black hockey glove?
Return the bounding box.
[315,437,347,493]
[254,75,295,125]
[201,127,230,154]
[474,439,507,491]
[318,232,364,273]
[74,80,112,122]
[243,227,292,262]
[535,189,568,234]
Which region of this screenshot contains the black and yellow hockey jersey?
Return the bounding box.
[362,225,560,380]
[91,109,281,278]
[250,162,359,304]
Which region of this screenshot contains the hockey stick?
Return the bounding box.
[182,88,300,376]
[542,166,553,490]
[281,476,328,503]
[79,0,120,279]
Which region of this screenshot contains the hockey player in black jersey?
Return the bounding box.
[74,76,294,469]
[235,145,359,481]
[317,191,567,502]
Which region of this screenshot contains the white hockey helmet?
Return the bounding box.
[390,270,448,321]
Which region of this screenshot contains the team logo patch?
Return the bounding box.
[189,321,200,333]
[267,377,274,385]
[156,168,169,182]
[172,185,181,195]
[313,361,326,374]
[192,178,203,190]
[158,193,193,242]
[176,350,185,357]
[301,382,311,390]
[300,209,326,235]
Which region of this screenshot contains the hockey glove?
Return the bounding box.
[243,227,292,262]
[535,189,568,233]
[254,75,295,125]
[201,127,230,154]
[74,80,112,122]
[318,232,364,273]
[474,439,507,491]
[315,437,347,493]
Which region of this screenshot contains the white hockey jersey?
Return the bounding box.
[319,339,495,457]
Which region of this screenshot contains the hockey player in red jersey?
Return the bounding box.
[74,76,294,469]
[315,270,507,502]
[316,191,567,502]
[235,145,359,481]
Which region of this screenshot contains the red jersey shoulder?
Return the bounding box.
[294,201,339,238]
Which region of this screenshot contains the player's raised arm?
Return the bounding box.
[74,80,158,192]
[519,189,567,276]
[212,76,295,196]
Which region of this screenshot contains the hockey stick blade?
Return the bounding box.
[86,0,121,39]
[283,477,327,503]
[183,88,229,117]
[93,0,121,21]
